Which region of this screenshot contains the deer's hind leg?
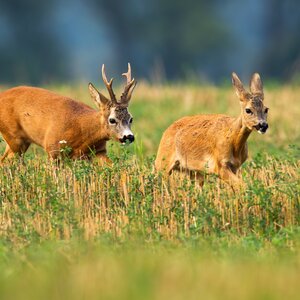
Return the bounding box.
[162,154,179,175]
[1,145,15,162]
[0,137,31,163]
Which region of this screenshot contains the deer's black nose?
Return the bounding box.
[259,122,268,133]
[120,134,135,144]
[126,134,135,143]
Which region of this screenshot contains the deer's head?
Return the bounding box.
[232,72,269,134]
[88,63,136,144]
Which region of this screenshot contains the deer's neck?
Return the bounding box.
[78,111,110,144]
[231,115,252,156]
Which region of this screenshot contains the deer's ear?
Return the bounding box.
[250,73,264,98]
[232,72,250,101]
[88,83,110,107]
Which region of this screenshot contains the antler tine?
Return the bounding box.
[122,62,132,84]
[101,64,116,103]
[121,63,136,103]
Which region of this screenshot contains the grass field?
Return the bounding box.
[0,83,299,299]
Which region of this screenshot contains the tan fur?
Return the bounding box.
[155,73,269,185]
[0,64,136,162]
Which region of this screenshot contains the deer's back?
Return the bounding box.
[0,86,95,146]
[0,86,93,114]
[174,113,234,144]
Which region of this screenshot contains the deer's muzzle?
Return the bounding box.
[119,134,135,144]
[255,122,268,134]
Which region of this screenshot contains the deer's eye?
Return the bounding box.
[264,108,269,114]
[129,118,133,124]
[245,108,253,115]
[109,118,117,125]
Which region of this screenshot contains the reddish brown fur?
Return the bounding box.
[0,86,108,161]
[0,64,136,163]
[155,73,269,185]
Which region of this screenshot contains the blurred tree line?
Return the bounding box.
[0,0,299,84]
[0,0,68,84]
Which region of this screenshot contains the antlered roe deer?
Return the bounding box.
[0,63,136,163]
[155,73,269,185]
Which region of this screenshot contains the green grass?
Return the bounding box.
[1,237,300,300]
[0,83,299,299]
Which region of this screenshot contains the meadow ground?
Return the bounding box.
[0,83,299,299]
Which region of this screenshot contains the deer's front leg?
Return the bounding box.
[188,171,205,188]
[94,150,112,167]
[218,162,243,187]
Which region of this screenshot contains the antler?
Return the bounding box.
[102,64,117,103]
[120,63,136,103]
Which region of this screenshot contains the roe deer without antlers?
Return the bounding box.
[0,63,136,163]
[155,73,269,185]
